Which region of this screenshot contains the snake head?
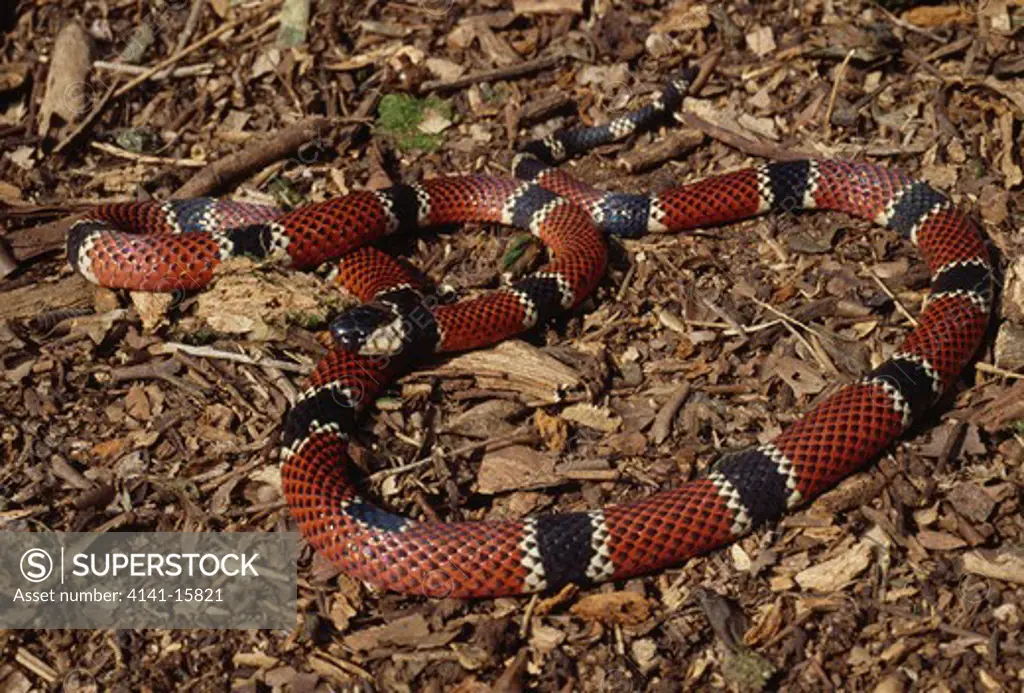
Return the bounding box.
[330,304,405,356]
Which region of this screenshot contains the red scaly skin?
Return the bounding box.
[332,246,425,301]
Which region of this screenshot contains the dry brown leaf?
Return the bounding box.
[528,624,565,655]
[124,384,150,420]
[851,320,879,339]
[978,185,1010,227]
[264,666,297,689]
[631,638,659,674]
[476,445,560,494]
[444,400,524,438]
[328,595,356,632]
[342,613,438,651]
[307,655,366,688]
[208,0,232,18]
[597,430,647,456]
[450,677,491,693]
[971,379,1024,431]
[792,594,850,618]
[684,96,745,139]
[916,530,967,551]
[195,270,334,340]
[570,591,653,626]
[738,113,778,140]
[744,599,786,647]
[417,106,452,135]
[249,466,282,498]
[38,23,93,135]
[920,163,959,190]
[464,17,519,67]
[425,57,464,82]
[979,75,1024,114]
[534,409,569,452]
[1004,257,1024,321]
[901,5,971,27]
[996,111,1023,188]
[451,643,491,671]
[90,438,130,460]
[0,180,22,204]
[327,42,403,71]
[64,309,127,345]
[768,355,826,398]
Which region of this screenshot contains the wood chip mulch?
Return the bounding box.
[1,1,1023,691]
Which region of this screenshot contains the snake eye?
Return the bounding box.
[330,304,394,352]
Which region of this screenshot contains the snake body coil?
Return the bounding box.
[67,74,991,597]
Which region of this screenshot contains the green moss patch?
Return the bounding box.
[375,94,453,152]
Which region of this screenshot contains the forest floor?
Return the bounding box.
[1,0,1023,691]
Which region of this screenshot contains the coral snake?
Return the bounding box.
[66,69,992,597]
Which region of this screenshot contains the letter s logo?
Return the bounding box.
[20,549,54,583]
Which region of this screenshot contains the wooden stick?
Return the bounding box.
[155,342,310,374]
[748,295,836,373]
[651,383,691,445]
[173,0,208,54]
[976,362,1024,381]
[93,60,214,78]
[823,48,855,137]
[422,53,565,93]
[864,264,919,327]
[14,649,58,684]
[620,129,704,173]
[90,141,207,167]
[690,47,722,94]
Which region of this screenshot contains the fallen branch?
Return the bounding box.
[620,129,704,173]
[92,60,214,78]
[651,383,691,445]
[0,274,92,322]
[4,214,85,265]
[690,47,722,94]
[421,53,565,94]
[975,362,1024,381]
[173,93,379,198]
[154,342,310,374]
[90,141,207,168]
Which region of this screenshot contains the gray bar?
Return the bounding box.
[0,532,297,629]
